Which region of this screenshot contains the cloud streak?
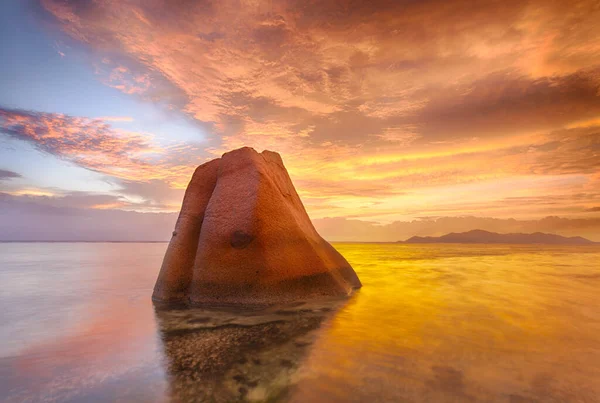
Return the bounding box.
[0,106,205,188]
[0,169,21,181]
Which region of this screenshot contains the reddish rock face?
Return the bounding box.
[153,147,361,305]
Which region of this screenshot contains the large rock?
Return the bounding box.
[153,147,361,305]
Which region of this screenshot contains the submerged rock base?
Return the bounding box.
[155,299,344,402]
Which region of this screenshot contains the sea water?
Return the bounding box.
[1,242,600,402]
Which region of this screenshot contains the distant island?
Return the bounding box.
[400,229,598,245]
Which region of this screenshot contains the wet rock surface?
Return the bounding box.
[153,147,361,305]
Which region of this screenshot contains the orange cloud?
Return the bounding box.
[30,0,600,226]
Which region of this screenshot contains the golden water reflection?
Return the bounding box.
[290,244,600,402]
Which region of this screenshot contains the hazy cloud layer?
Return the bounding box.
[2,192,599,242]
[0,192,177,242]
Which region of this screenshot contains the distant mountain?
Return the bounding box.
[400,229,598,245]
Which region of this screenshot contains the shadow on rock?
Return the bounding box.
[154,298,348,402]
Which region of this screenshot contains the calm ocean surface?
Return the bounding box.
[1,242,600,402]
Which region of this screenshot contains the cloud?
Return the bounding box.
[0,191,132,210]
[22,0,600,227]
[37,0,600,144]
[105,65,151,95]
[0,169,21,181]
[0,184,183,214]
[117,179,185,209]
[0,192,177,241]
[2,189,599,242]
[97,116,135,122]
[520,126,600,175]
[0,106,156,175]
[0,106,206,189]
[93,56,184,103]
[41,0,596,138]
[409,69,600,142]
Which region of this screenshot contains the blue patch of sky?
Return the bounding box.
[0,1,210,194]
[0,137,117,193]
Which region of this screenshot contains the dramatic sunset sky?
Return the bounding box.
[1,0,599,241]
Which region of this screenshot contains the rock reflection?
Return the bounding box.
[153,299,347,402]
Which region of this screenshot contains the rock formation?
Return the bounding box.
[153,147,361,305]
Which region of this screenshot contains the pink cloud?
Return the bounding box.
[0,107,204,194]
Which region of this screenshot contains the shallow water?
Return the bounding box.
[1,242,600,402]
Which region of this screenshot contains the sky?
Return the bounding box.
[0,0,599,241]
